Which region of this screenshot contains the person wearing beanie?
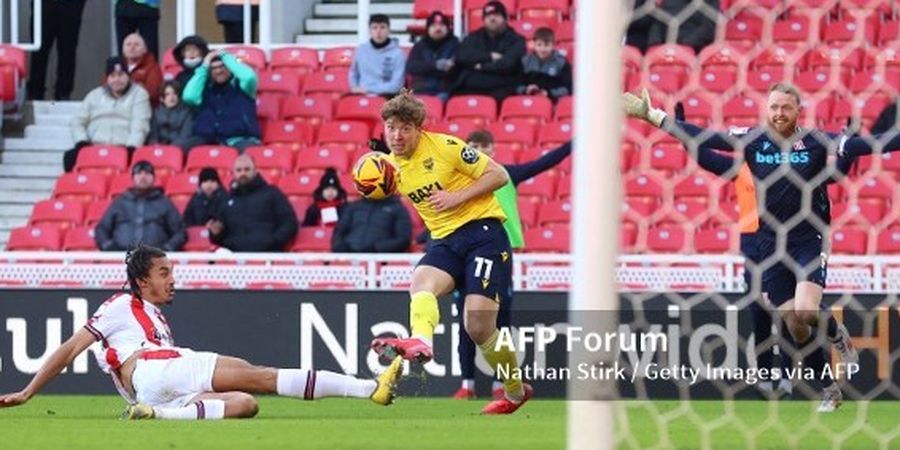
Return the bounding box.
[183,167,228,227]
[302,168,348,227]
[452,0,526,100]
[95,160,186,251]
[65,56,151,172]
[172,34,210,89]
[406,11,460,101]
[349,14,407,96]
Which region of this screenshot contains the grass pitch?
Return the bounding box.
[1,396,897,449]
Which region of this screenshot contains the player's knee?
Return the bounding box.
[232,393,259,418]
[464,317,493,345]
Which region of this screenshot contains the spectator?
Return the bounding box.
[183,50,261,152]
[628,0,719,54]
[349,14,407,96]
[148,81,204,152]
[95,161,185,251]
[26,0,87,101]
[406,11,460,101]
[115,0,160,59]
[183,167,228,227]
[65,57,151,172]
[452,1,526,100]
[172,35,210,90]
[515,27,572,102]
[332,194,412,253]
[207,155,298,251]
[121,32,163,107]
[302,168,348,227]
[216,0,260,43]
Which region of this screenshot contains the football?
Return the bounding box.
[352,152,398,200]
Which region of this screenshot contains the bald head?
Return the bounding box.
[122,33,148,63]
[233,154,257,187]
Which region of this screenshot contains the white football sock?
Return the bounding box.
[153,400,225,420]
[277,368,377,399]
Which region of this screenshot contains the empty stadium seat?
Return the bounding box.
[523,225,569,252]
[225,45,267,71]
[517,199,538,228]
[648,143,687,171]
[647,66,690,94]
[647,225,688,253]
[694,226,734,253]
[831,227,868,254]
[445,95,497,125]
[510,18,559,41]
[645,44,695,71]
[264,120,314,147]
[519,0,568,20]
[500,95,553,124]
[132,145,184,177]
[678,91,716,125]
[772,12,814,43]
[183,226,216,252]
[7,226,62,251]
[292,227,334,252]
[289,196,312,221]
[256,92,283,125]
[624,173,666,199]
[258,69,302,96]
[295,146,351,172]
[555,95,573,121]
[517,171,557,200]
[29,199,84,230]
[245,145,294,179]
[722,94,762,127]
[53,173,108,203]
[302,69,350,99]
[321,47,355,71]
[537,199,571,226]
[269,46,320,73]
[62,226,98,251]
[486,120,536,149]
[335,95,387,129]
[185,145,239,175]
[84,199,112,226]
[430,118,483,140]
[165,172,199,203]
[876,227,900,253]
[412,0,454,18]
[74,145,129,176]
[315,120,370,150]
[519,146,571,173]
[537,121,572,148]
[279,172,320,199]
[282,94,334,127]
[724,9,765,46]
[415,95,444,123]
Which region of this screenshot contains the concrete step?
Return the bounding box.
[295,33,413,45]
[1,151,63,165]
[0,178,57,191]
[2,137,72,151]
[0,204,35,217]
[34,114,75,127]
[25,125,72,139]
[0,218,28,229]
[305,18,417,33]
[0,191,48,204]
[32,101,82,116]
[314,2,413,17]
[0,230,10,247]
[0,164,63,178]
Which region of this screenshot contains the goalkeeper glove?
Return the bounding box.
[622,88,667,128]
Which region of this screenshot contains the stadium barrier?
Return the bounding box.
[1,289,896,400]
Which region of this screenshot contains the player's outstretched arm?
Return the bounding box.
[839,131,900,158]
[430,159,509,212]
[622,89,737,151]
[0,328,95,408]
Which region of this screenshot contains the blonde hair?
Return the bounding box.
[381,89,427,127]
[768,83,801,105]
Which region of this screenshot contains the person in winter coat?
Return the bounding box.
[515,27,572,102]
[172,35,210,90]
[331,194,412,253]
[452,1,526,101]
[406,11,460,101]
[183,49,261,152]
[183,167,228,227]
[207,155,298,251]
[349,14,407,96]
[302,168,348,227]
[95,161,185,251]
[121,32,163,107]
[65,56,151,172]
[147,81,204,152]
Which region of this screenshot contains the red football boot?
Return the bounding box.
[481,384,533,415]
[370,337,434,363]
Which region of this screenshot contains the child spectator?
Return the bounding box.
[302,168,348,227]
[516,27,572,101]
[183,167,228,227]
[147,81,203,152]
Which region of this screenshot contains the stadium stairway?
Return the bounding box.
[297,0,415,45]
[0,101,75,248]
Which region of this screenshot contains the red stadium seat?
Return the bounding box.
[84,199,112,226]
[724,10,765,45]
[412,0,454,19]
[7,226,62,251]
[621,222,639,253]
[646,66,689,94]
[673,172,720,199]
[245,145,294,180]
[74,145,129,176]
[647,225,688,253]
[876,227,900,253]
[660,197,710,225]
[289,196,312,221]
[517,171,557,201]
[621,196,656,224]
[625,173,666,199]
[555,96,573,121]
[335,95,387,130]
[292,227,334,252]
[523,225,569,252]
[282,94,334,128]
[185,145,239,175]
[0,44,27,77]
[648,143,687,171]
[416,95,444,123]
[645,44,695,71]
[132,145,184,177]
[678,91,716,125]
[556,174,571,199]
[694,226,734,253]
[321,47,355,71]
[0,65,19,104]
[258,69,301,96]
[821,17,871,45]
[519,146,571,174]
[487,120,536,149]
[301,69,350,99]
[29,199,84,230]
[429,118,483,140]
[746,66,787,93]
[856,176,894,199]
[517,199,538,227]
[315,120,370,150]
[772,13,814,44]
[831,227,868,254]
[278,172,320,200]
[269,46,320,73]
[445,95,497,125]
[295,146,351,173]
[62,226,98,251]
[224,45,267,71]
[183,226,216,252]
[509,18,559,41]
[722,94,762,127]
[263,120,314,147]
[623,45,643,75]
[555,20,574,43]
[794,68,845,95]
[518,0,568,20]
[165,173,199,204]
[537,121,572,148]
[537,199,571,226]
[53,173,108,203]
[183,280,231,289]
[500,95,553,124]
[256,92,283,126]
[245,280,295,290]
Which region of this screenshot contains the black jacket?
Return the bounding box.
[95,187,185,251]
[406,34,460,95]
[453,26,526,97]
[517,52,572,100]
[183,187,227,227]
[211,175,298,251]
[331,196,412,253]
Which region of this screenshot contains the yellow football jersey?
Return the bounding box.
[389,131,506,239]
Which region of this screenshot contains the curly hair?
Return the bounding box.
[381,89,427,128]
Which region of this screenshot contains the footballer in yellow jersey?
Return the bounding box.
[370,92,532,415]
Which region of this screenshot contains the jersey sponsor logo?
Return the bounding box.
[754,150,810,165]
[445,138,458,146]
[407,181,444,203]
[793,140,807,150]
[461,146,480,164]
[423,157,434,172]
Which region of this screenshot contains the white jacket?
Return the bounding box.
[70,84,151,147]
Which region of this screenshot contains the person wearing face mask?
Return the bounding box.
[172,35,210,91]
[515,27,571,102]
[65,56,151,172]
[95,161,186,251]
[183,167,228,227]
[302,168,348,227]
[349,14,407,96]
[452,1,525,101]
[121,32,163,107]
[406,11,460,102]
[147,81,204,153]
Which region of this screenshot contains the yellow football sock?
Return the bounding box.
[478,329,524,400]
[409,291,439,342]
